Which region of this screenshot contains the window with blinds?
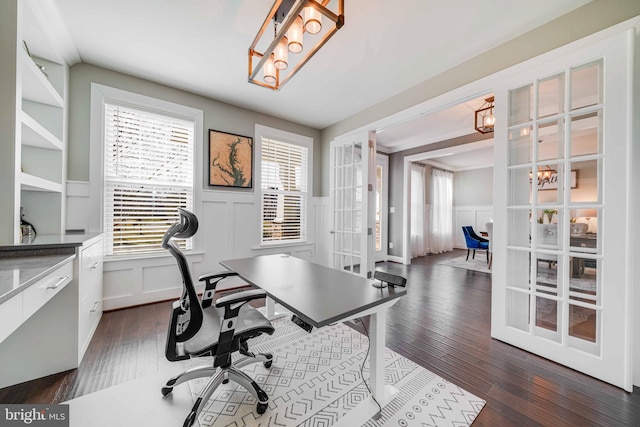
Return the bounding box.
[261,137,308,244]
[104,103,194,255]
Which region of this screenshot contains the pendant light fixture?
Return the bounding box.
[287,15,304,53]
[303,6,322,34]
[475,96,495,134]
[249,0,344,90]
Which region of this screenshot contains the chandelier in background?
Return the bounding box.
[248,0,344,90]
[474,96,495,134]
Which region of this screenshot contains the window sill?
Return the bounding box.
[252,241,314,251]
[104,250,205,264]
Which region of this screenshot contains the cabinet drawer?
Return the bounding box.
[78,274,103,357]
[22,261,73,321]
[0,294,23,344]
[79,239,104,298]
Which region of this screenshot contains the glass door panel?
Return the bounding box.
[508,84,533,126]
[569,159,600,204]
[537,73,565,119]
[570,111,602,157]
[508,126,533,166]
[570,61,602,111]
[537,119,564,161]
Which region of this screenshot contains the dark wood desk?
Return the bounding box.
[220,254,406,412]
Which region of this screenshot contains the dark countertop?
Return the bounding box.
[0,233,102,304]
[0,232,102,253]
[0,254,76,305]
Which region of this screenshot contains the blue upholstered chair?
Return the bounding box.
[462,226,489,262]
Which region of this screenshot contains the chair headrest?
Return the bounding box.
[162,208,198,247]
[174,208,198,238]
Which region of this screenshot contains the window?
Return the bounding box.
[258,126,312,245]
[103,103,194,255]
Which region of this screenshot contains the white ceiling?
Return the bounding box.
[48,0,591,132]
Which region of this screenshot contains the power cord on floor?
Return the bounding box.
[358,318,383,421]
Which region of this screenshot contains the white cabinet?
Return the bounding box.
[77,235,104,360]
[0,0,67,242]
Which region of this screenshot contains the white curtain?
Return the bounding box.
[410,163,427,257]
[430,168,454,254]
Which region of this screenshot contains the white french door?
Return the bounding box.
[492,29,633,390]
[329,131,376,278]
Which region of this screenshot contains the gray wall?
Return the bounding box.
[454,167,493,206]
[68,63,323,196]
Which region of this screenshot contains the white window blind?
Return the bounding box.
[104,103,194,255]
[261,137,308,244]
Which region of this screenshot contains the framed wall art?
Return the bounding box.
[208,129,253,188]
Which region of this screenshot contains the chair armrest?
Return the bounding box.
[199,270,243,308]
[215,289,267,309]
[198,270,239,282]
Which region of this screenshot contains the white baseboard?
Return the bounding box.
[386,255,406,264]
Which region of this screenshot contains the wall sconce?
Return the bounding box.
[248,0,344,91]
[475,96,495,134]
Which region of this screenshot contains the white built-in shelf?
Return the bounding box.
[20,172,62,193]
[21,111,63,151]
[20,49,63,108]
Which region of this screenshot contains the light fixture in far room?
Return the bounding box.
[248,0,344,91]
[475,96,495,134]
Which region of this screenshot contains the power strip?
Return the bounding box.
[291,314,313,333]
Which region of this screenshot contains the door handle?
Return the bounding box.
[329,230,335,234]
[89,262,100,269]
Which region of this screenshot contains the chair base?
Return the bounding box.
[162,352,273,426]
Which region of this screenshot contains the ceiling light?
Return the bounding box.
[475,96,495,134]
[249,0,344,91]
[287,15,304,53]
[303,6,322,34]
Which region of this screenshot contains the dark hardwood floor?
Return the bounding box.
[2,249,639,426]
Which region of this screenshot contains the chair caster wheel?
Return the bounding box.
[263,353,273,368]
[183,411,197,427]
[161,386,173,396]
[257,402,268,414]
[222,378,229,384]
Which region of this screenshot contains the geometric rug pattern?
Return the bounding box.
[190,317,485,426]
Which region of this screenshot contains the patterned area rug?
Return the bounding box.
[436,255,491,274]
[191,317,485,426]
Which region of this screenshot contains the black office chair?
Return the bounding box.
[161,208,275,427]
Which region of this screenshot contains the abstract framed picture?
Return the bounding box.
[208,129,253,188]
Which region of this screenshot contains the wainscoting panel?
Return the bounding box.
[454,205,493,249]
[70,182,329,310]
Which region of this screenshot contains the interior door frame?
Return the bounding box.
[375,153,389,262]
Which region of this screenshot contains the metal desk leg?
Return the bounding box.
[369,310,386,400]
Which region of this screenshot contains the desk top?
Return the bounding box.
[221,254,406,328]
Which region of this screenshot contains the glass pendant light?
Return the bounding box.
[304,6,322,34]
[263,54,276,84]
[274,36,289,70]
[287,15,304,53]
